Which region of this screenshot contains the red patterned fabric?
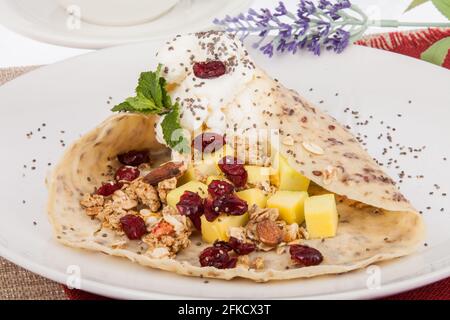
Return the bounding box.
[64,28,450,300]
[355,28,450,69]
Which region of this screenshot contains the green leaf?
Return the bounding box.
[432,0,450,19]
[420,36,450,66]
[124,94,158,113]
[111,101,135,113]
[112,64,186,149]
[161,103,190,152]
[405,0,430,12]
[136,65,164,108]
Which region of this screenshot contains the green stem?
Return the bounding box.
[369,20,450,28]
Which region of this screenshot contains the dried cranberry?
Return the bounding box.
[120,214,147,240]
[203,197,220,222]
[96,182,123,196]
[208,180,234,197]
[225,172,248,188]
[218,156,248,188]
[193,61,226,79]
[117,150,149,167]
[213,240,233,252]
[289,245,323,267]
[176,191,203,230]
[218,156,245,175]
[213,194,248,216]
[228,237,256,255]
[192,132,225,153]
[115,166,140,182]
[199,246,237,269]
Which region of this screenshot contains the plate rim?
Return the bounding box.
[0,40,449,300]
[2,244,450,299]
[0,0,253,49]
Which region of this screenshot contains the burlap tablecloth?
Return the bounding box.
[0,66,67,300]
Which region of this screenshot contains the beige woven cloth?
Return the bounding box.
[0,66,67,300]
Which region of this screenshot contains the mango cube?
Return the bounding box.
[167,181,208,208]
[201,213,249,243]
[278,155,310,192]
[245,165,271,186]
[178,165,197,185]
[267,190,309,224]
[304,194,338,239]
[236,188,267,209]
[269,152,281,187]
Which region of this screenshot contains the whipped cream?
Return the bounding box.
[155,32,258,145]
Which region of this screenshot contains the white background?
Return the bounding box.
[0,0,447,67]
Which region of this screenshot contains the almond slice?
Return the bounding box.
[302,141,324,155]
[256,219,283,246]
[282,136,294,146]
[143,161,185,185]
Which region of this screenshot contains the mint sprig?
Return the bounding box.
[112,64,189,152]
[162,103,190,151]
[112,64,171,114]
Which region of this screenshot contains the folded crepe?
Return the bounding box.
[47,32,424,281]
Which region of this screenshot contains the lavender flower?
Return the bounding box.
[213,0,368,57]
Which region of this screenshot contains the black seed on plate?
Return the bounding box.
[33,221,37,226]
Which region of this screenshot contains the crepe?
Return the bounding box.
[47,32,424,281]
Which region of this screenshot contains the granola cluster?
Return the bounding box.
[229,206,306,253]
[80,175,191,257]
[142,206,191,258]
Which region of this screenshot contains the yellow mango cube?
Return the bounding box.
[245,165,271,186]
[167,181,208,208]
[269,152,281,187]
[267,190,309,224]
[178,165,197,185]
[178,157,221,185]
[304,194,338,239]
[201,213,249,243]
[236,188,267,209]
[278,155,310,192]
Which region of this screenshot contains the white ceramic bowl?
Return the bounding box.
[57,0,179,26]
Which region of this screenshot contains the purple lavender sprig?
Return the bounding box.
[213,0,368,57]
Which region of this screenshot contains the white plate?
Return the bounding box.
[0,38,449,300]
[0,0,252,49]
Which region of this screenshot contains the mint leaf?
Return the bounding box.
[432,0,450,19]
[404,0,429,12]
[112,64,170,115]
[111,101,135,113]
[112,64,187,151]
[421,36,450,66]
[161,103,190,152]
[136,65,164,108]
